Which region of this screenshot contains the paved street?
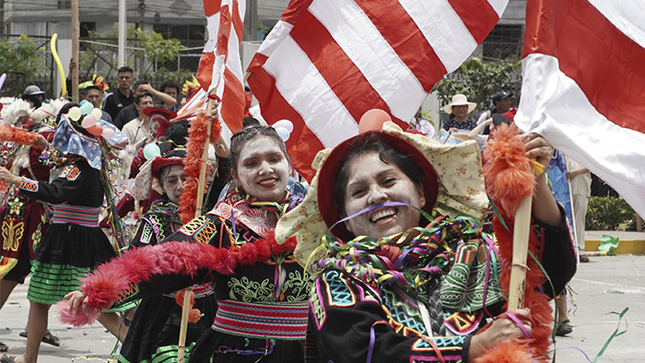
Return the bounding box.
[1,255,644,362]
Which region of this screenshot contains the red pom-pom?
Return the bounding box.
[237,242,259,265]
[188,308,203,323]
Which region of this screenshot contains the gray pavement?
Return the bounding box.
[1,255,644,362]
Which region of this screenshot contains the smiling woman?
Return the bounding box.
[276,123,576,363]
[63,125,310,363]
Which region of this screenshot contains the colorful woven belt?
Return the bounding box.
[51,204,100,227]
[213,300,309,340]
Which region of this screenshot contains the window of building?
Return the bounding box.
[58,0,71,9]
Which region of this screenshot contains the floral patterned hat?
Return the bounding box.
[52,109,127,170]
[275,122,489,268]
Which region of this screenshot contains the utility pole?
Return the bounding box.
[244,0,257,41]
[119,0,126,67]
[71,0,79,100]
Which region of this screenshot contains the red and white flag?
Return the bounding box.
[247,0,509,180]
[194,0,246,137]
[515,0,645,216]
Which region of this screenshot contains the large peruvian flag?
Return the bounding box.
[515,0,645,217]
[247,0,509,180]
[193,0,246,136]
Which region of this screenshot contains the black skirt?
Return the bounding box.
[119,293,218,363]
[27,223,116,304]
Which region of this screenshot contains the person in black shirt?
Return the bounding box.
[103,66,135,121]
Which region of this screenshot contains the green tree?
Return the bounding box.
[0,35,45,96]
[432,58,520,112]
[133,28,182,73]
[80,26,182,82]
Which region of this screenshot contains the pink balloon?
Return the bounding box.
[81,114,97,128]
[102,128,115,139]
[359,109,391,133]
[87,124,103,136]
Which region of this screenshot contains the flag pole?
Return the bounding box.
[177,87,220,363]
[507,195,532,311]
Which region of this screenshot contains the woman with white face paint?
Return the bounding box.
[64,126,309,363]
[110,148,217,363]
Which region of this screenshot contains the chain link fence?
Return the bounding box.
[0,34,205,99]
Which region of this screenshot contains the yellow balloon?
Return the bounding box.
[91,108,103,120]
[68,107,82,121]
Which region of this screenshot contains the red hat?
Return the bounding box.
[151,149,186,176]
[317,131,439,241]
[143,108,177,138]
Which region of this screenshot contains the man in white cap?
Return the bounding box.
[442,94,478,132]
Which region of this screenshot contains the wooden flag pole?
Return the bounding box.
[177,89,219,363]
[507,195,533,311]
[194,91,218,218]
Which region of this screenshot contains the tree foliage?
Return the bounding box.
[432,58,520,112]
[0,35,45,96]
[585,196,635,231]
[80,26,182,80]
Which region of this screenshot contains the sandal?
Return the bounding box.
[18,330,60,347]
[0,342,6,352]
[0,354,15,363]
[556,319,573,336]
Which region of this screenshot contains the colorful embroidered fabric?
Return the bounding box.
[317,215,482,302]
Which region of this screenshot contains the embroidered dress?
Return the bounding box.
[307,213,575,363]
[82,188,310,363]
[119,199,217,363]
[20,159,116,304]
[0,140,52,283]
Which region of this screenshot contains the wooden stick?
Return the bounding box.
[194,94,217,218]
[507,195,533,311]
[177,90,218,362]
[177,290,193,363]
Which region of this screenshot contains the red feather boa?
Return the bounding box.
[0,125,41,148]
[57,232,297,326]
[179,110,222,223]
[479,124,553,363]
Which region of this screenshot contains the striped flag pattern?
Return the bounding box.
[247,0,509,180]
[195,0,246,135]
[515,0,645,217]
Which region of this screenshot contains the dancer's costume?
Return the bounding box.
[22,109,127,304]
[67,187,310,363]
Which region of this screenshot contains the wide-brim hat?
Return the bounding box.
[443,94,477,114]
[317,131,439,241]
[133,148,186,201]
[274,122,490,269]
[151,150,186,176]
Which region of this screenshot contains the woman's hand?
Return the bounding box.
[65,290,90,316]
[35,134,48,150]
[521,133,562,225]
[468,309,532,359]
[0,167,22,185]
[522,133,553,169]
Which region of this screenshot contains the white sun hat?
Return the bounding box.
[443,94,477,114]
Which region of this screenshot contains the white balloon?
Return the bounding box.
[273,120,294,133]
[275,127,290,142]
